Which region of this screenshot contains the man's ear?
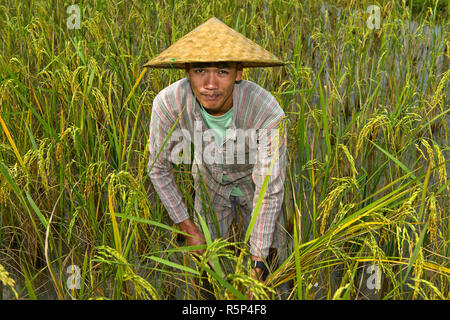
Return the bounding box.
[235,63,243,82]
[185,63,191,80]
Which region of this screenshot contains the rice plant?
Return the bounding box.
[0,0,448,300]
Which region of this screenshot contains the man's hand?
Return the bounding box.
[178,219,206,256]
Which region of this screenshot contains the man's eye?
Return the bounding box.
[218,70,229,74]
[194,69,204,73]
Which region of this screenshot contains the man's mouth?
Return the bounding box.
[202,93,220,101]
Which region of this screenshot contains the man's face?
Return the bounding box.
[186,62,243,116]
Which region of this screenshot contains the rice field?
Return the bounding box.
[0,0,448,300]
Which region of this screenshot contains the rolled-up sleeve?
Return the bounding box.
[147,97,189,224]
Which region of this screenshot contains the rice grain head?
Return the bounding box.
[0,263,18,298]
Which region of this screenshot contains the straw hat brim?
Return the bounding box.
[144,17,285,69]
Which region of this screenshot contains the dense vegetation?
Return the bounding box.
[0,0,448,299]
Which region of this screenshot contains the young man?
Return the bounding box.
[145,18,286,281]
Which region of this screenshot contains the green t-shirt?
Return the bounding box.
[199,105,244,197]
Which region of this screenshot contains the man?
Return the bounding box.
[145,18,286,281]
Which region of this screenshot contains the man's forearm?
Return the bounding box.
[149,166,190,223]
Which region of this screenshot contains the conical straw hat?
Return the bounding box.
[143,17,284,69]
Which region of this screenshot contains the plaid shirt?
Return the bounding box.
[147,78,286,258]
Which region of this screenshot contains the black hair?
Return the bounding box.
[186,62,241,70]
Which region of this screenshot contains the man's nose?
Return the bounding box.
[204,73,218,90]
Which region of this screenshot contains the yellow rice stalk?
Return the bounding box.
[432,141,447,191]
[318,177,357,235]
[427,194,440,245]
[396,187,421,221]
[414,143,427,161]
[96,246,160,300]
[0,170,11,205]
[355,114,389,157]
[0,263,18,299]
[37,138,53,195]
[420,139,435,169]
[364,234,398,292]
[338,144,358,179]
[91,87,111,125]
[412,243,424,299]
[430,70,449,111]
